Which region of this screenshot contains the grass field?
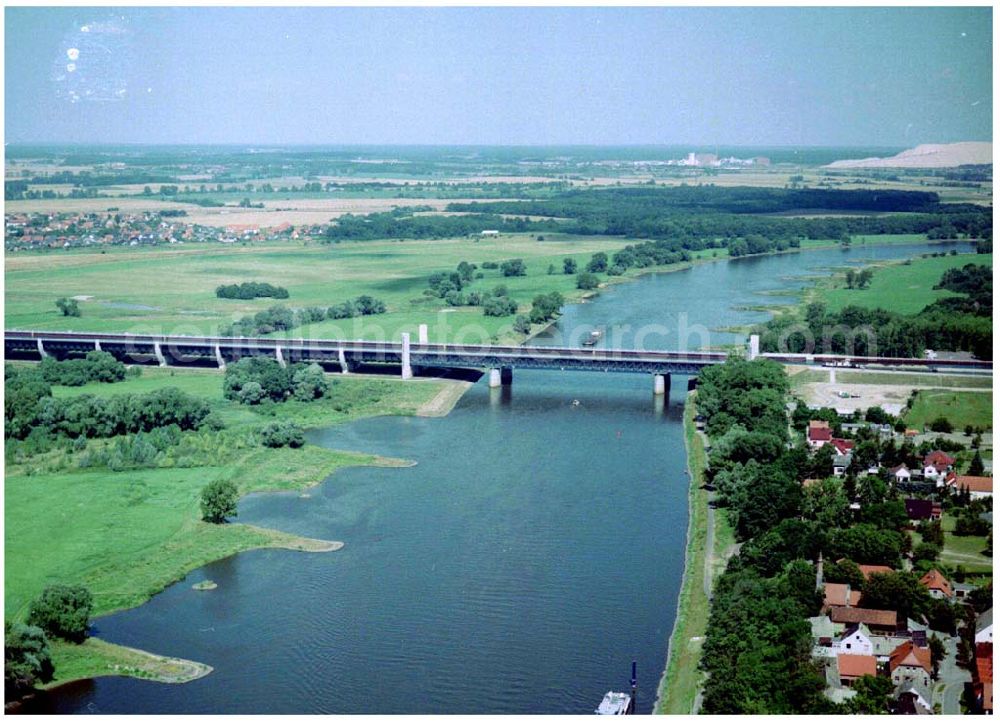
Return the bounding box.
[5,234,636,343]
[656,394,734,714]
[787,367,993,390]
[5,368,449,619]
[937,513,992,575]
[903,390,993,431]
[812,252,992,315]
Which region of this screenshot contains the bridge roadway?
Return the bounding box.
[4,330,992,393]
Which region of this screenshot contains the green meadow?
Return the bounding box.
[812,252,992,316]
[903,389,994,431]
[5,234,635,343]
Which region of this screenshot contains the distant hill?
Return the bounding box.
[826,142,992,169]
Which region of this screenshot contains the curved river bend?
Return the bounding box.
[43,242,970,714]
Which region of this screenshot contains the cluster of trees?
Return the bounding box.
[756,299,992,360]
[694,357,965,713]
[5,365,211,442]
[844,268,874,289]
[219,299,386,336]
[528,292,564,324]
[482,287,518,317]
[223,358,330,405]
[326,295,387,319]
[55,298,81,317]
[35,351,134,386]
[324,208,558,242]
[215,282,290,300]
[6,584,95,700]
[259,421,306,448]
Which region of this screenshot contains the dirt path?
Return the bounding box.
[416,380,473,417]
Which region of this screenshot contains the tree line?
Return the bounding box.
[215,282,290,300]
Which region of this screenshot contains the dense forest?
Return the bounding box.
[322,187,991,249]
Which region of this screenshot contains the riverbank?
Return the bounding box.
[5,369,467,690]
[655,392,735,714]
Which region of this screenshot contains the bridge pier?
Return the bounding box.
[275,346,287,368]
[488,368,502,388]
[37,338,49,359]
[418,323,429,345]
[401,333,413,380]
[687,377,698,392]
[214,344,226,370]
[748,334,760,360]
[653,373,671,396]
[501,368,513,386]
[153,342,167,367]
[338,348,351,374]
[94,339,102,352]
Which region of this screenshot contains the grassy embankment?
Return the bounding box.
[655,394,734,714]
[5,366,452,686]
[788,368,993,390]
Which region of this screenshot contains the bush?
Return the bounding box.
[563,258,578,274]
[513,315,531,334]
[5,622,54,699]
[259,421,305,448]
[929,416,954,433]
[500,258,527,277]
[55,297,81,317]
[201,478,239,523]
[483,296,518,317]
[215,282,289,300]
[26,585,93,642]
[576,271,600,290]
[586,252,608,273]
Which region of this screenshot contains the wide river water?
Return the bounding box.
[43,241,971,714]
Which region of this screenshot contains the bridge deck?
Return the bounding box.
[4,330,992,374]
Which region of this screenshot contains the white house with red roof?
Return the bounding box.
[924,450,956,483]
[808,420,833,448]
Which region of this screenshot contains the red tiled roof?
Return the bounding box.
[858,564,895,580]
[924,450,955,472]
[808,420,833,442]
[949,476,993,494]
[977,643,993,684]
[919,569,954,597]
[838,654,878,679]
[984,682,993,712]
[831,438,855,455]
[889,641,932,675]
[823,582,861,609]
[831,606,898,628]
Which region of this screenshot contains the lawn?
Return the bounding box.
[814,252,992,316]
[5,234,634,342]
[937,514,992,574]
[787,367,993,390]
[903,389,993,431]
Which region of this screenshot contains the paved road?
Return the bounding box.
[933,636,970,715]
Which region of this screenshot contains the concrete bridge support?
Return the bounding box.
[214,344,226,370]
[488,368,513,388]
[401,333,413,380]
[687,377,698,392]
[488,368,502,388]
[338,348,350,374]
[748,334,760,360]
[153,342,167,367]
[37,339,49,358]
[275,346,287,368]
[418,323,429,345]
[94,339,102,352]
[653,373,671,396]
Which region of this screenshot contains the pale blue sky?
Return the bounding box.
[4,6,993,146]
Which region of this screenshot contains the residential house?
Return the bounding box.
[924,450,956,484]
[835,624,874,656]
[893,680,934,715]
[831,606,899,634]
[857,564,895,581]
[888,641,933,687]
[918,569,953,600]
[977,609,994,645]
[889,464,912,482]
[837,654,878,687]
[808,420,833,449]
[946,474,993,500]
[974,643,993,715]
[831,438,855,456]
[904,498,942,523]
[823,582,861,613]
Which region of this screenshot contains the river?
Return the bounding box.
[41,241,972,714]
